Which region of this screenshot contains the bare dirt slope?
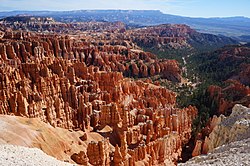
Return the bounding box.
[0,144,75,166]
[0,115,104,163]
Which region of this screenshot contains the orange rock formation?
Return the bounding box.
[0,29,197,165]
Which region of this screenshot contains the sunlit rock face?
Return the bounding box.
[181,104,250,166]
[0,29,197,165]
[203,104,250,153]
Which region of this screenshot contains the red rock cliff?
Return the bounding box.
[0,30,197,165]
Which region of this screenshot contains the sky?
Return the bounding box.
[0,0,249,18]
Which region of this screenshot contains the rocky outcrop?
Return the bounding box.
[190,78,250,159]
[191,104,250,158]
[161,60,182,82]
[87,139,110,166]
[181,104,250,166]
[218,46,250,85]
[208,80,250,115]
[179,138,250,166]
[71,151,88,165]
[203,104,250,153]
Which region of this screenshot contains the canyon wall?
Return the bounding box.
[0,30,197,165]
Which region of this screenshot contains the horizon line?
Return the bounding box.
[0,9,249,19]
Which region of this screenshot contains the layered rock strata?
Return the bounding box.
[0,30,197,165]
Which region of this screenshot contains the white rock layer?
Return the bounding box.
[0,144,75,166]
[179,104,250,166]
